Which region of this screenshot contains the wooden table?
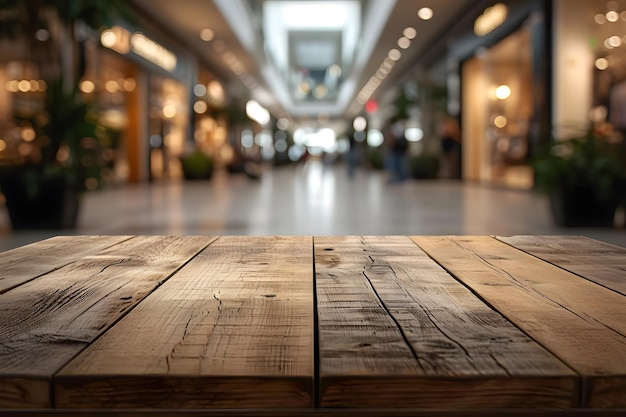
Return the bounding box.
[0,235,624,416]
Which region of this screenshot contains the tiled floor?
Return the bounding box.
[1,161,625,251]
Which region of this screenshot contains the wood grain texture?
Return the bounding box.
[0,235,214,408]
[315,236,576,409]
[55,236,314,409]
[411,236,626,408]
[496,235,626,296]
[0,236,132,294]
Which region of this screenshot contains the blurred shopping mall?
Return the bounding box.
[0,0,625,249]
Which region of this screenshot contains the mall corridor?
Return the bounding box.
[1,162,625,251]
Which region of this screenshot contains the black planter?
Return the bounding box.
[409,155,441,179]
[180,151,214,180]
[0,175,81,230]
[549,185,618,227]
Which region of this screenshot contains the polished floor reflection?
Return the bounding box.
[1,161,625,251]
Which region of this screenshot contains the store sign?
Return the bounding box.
[101,26,177,72]
[474,3,508,37]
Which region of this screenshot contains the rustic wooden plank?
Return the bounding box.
[0,235,214,409]
[411,236,626,408]
[0,235,132,294]
[54,236,314,409]
[315,236,577,409]
[496,235,626,296]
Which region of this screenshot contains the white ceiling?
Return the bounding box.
[129,0,475,124]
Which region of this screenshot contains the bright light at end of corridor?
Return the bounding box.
[405,128,424,142]
[245,100,270,125]
[367,130,384,147]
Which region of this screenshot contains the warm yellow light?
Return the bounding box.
[313,84,328,99]
[200,28,214,42]
[494,115,507,128]
[21,126,36,142]
[0,139,6,152]
[495,84,511,100]
[608,35,622,47]
[193,100,208,114]
[6,80,18,92]
[131,32,177,71]
[101,29,118,48]
[80,80,95,93]
[123,78,136,92]
[606,10,619,22]
[297,81,310,95]
[596,57,609,70]
[18,80,30,92]
[105,80,119,93]
[474,3,508,36]
[207,80,224,103]
[417,7,433,20]
[163,104,177,118]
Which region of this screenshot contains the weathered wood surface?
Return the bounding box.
[497,235,626,296]
[315,236,577,409]
[411,236,626,408]
[54,236,314,409]
[0,235,214,408]
[0,235,624,413]
[0,235,132,294]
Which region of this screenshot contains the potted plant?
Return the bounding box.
[533,127,626,227]
[180,149,214,180]
[408,153,441,179]
[0,0,128,229]
[0,78,103,228]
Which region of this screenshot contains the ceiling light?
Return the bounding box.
[388,48,402,61]
[606,10,619,22]
[313,84,328,99]
[595,13,606,24]
[397,37,411,49]
[200,28,214,41]
[417,7,433,21]
[403,27,417,40]
[595,57,609,70]
[608,35,622,47]
[494,115,507,128]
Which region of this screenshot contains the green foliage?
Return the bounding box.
[533,129,626,203]
[10,77,107,191]
[180,150,214,180]
[0,0,129,36]
[0,0,129,190]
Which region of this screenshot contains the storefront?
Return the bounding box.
[96,23,193,183]
[191,68,231,170]
[554,0,626,141]
[448,0,551,189]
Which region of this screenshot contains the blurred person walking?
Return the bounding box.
[440,116,462,179]
[385,121,408,183]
